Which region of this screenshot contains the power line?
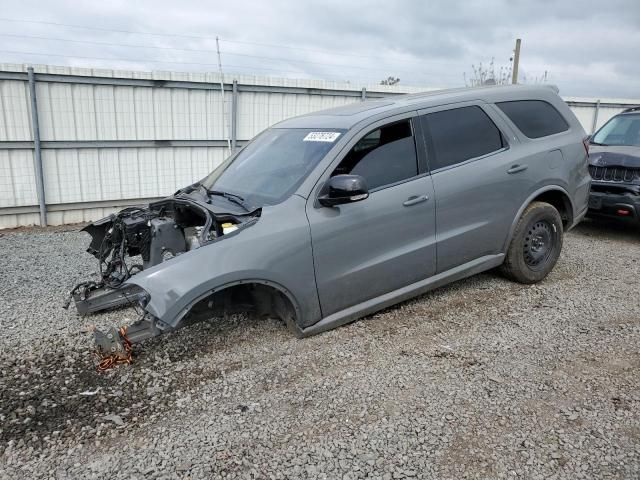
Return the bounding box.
[0,49,218,67]
[220,38,427,63]
[0,49,432,85]
[0,18,461,84]
[0,17,215,40]
[0,32,216,53]
[0,49,300,71]
[0,32,448,75]
[0,37,461,79]
[0,32,448,72]
[221,51,459,77]
[0,17,450,66]
[223,39,373,59]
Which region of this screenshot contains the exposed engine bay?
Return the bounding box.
[83,199,230,288]
[64,187,261,367]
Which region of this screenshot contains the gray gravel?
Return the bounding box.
[0,220,639,479]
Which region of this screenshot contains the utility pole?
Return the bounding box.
[511,38,521,84]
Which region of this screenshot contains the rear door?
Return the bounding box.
[418,102,530,273]
[306,114,436,317]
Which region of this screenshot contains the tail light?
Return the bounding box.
[582,136,590,155]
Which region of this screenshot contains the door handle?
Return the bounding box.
[507,164,528,174]
[403,195,429,207]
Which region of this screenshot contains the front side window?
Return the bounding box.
[496,100,569,139]
[592,114,640,147]
[421,106,504,171]
[202,128,344,207]
[332,119,418,190]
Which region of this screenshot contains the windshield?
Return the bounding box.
[201,128,345,207]
[592,113,640,147]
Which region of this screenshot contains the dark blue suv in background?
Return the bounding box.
[588,106,640,223]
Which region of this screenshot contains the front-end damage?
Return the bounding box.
[588,146,640,221]
[66,188,262,360]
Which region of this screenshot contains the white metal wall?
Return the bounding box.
[1,63,638,229]
[236,92,357,140]
[32,84,226,141]
[0,79,31,141]
[563,96,636,135]
[0,145,230,228]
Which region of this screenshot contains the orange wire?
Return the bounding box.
[96,326,133,371]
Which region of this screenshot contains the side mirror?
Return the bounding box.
[318,174,369,207]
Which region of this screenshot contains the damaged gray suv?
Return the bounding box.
[68,85,590,358]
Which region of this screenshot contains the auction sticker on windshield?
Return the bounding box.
[303,132,341,142]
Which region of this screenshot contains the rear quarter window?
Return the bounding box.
[496,100,569,139]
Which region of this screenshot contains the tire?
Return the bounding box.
[501,201,564,284]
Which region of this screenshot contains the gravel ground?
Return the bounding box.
[0,220,639,479]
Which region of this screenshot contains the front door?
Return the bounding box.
[306,117,437,317]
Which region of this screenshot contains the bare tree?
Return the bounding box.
[380,76,401,85]
[464,56,549,87]
[464,58,512,87]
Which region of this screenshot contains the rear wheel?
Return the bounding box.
[501,201,563,284]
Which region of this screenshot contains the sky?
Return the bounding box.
[0,0,638,98]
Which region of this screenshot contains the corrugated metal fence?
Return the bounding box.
[1,64,638,229]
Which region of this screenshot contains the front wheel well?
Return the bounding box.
[530,190,573,228]
[183,282,302,337]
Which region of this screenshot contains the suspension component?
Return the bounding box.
[94,314,167,371]
[95,326,132,371]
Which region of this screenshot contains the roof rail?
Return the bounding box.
[622,106,640,113]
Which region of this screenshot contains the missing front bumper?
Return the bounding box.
[66,282,146,316]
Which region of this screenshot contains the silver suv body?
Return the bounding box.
[73,85,590,352]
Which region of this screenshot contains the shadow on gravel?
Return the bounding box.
[0,222,89,236]
[0,314,281,450]
[573,218,640,242]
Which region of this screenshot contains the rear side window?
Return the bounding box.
[332,119,418,190]
[420,106,504,171]
[496,100,569,138]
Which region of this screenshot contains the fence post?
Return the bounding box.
[27,66,47,227]
[231,80,238,152]
[361,87,366,101]
[591,99,601,135]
